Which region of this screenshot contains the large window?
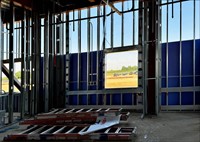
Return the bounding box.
[105,50,138,89]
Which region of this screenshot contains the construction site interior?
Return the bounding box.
[0,0,200,142]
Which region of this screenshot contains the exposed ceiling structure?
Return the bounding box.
[1,0,124,22]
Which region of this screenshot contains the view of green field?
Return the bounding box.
[1,71,21,92]
[105,66,138,88]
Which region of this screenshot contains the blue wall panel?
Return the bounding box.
[181,92,193,105]
[69,95,78,105]
[168,42,180,76]
[161,93,166,105]
[181,77,193,87]
[195,40,200,86]
[182,40,193,76]
[89,94,97,105]
[168,77,180,87]
[168,42,180,87]
[122,93,132,105]
[81,53,87,82]
[68,40,200,106]
[195,40,200,75]
[98,94,104,105]
[195,92,200,105]
[162,43,166,77]
[168,92,180,105]
[79,95,87,105]
[112,94,121,105]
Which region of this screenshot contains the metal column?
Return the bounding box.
[139,0,147,116]
[49,11,55,109]
[143,0,161,115]
[20,9,26,119]
[77,10,81,92]
[44,10,50,112]
[8,0,14,123]
[25,12,31,114]
[31,4,41,114]
[87,9,90,90]
[0,0,2,94]
[65,13,70,106]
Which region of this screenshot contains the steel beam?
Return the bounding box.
[0,0,2,94]
[87,9,90,90]
[77,10,81,91]
[139,0,146,116]
[20,9,26,119]
[8,0,14,123]
[49,11,55,109]
[44,10,50,112]
[96,6,100,90]
[25,12,30,114]
[34,12,41,114]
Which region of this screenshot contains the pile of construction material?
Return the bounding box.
[4,108,136,142]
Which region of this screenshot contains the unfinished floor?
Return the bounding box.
[0,112,199,142]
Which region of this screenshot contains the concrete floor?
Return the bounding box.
[0,112,199,142]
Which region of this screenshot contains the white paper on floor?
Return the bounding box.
[78,114,121,135]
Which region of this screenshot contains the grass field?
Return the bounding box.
[1,80,20,92]
[105,74,138,88]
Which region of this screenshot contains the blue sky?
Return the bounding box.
[105,50,138,71]
[69,0,200,53]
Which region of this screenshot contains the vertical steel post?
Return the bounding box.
[97,6,100,90]
[166,0,169,109]
[179,1,182,108]
[87,9,91,90]
[20,9,26,119]
[193,0,196,108]
[44,10,49,112]
[9,0,14,123]
[111,9,113,49]
[139,0,146,116]
[0,0,2,94]
[77,10,81,104]
[155,0,162,114]
[31,11,36,115]
[65,12,70,106]
[49,11,55,109]
[121,2,124,47]
[26,12,30,114]
[132,0,135,45]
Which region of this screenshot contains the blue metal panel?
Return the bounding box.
[162,78,166,88]
[182,40,193,76]
[79,95,87,105]
[70,54,78,82]
[181,92,193,105]
[106,94,110,105]
[112,93,121,105]
[162,43,166,77]
[122,93,132,105]
[168,77,180,87]
[181,77,193,87]
[81,52,87,82]
[195,40,200,86]
[168,42,180,76]
[168,42,180,87]
[168,92,180,105]
[161,93,166,105]
[80,82,87,90]
[69,95,78,105]
[98,94,103,105]
[69,82,78,91]
[89,94,97,105]
[195,40,200,75]
[195,92,200,105]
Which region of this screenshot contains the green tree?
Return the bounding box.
[15,71,21,79]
